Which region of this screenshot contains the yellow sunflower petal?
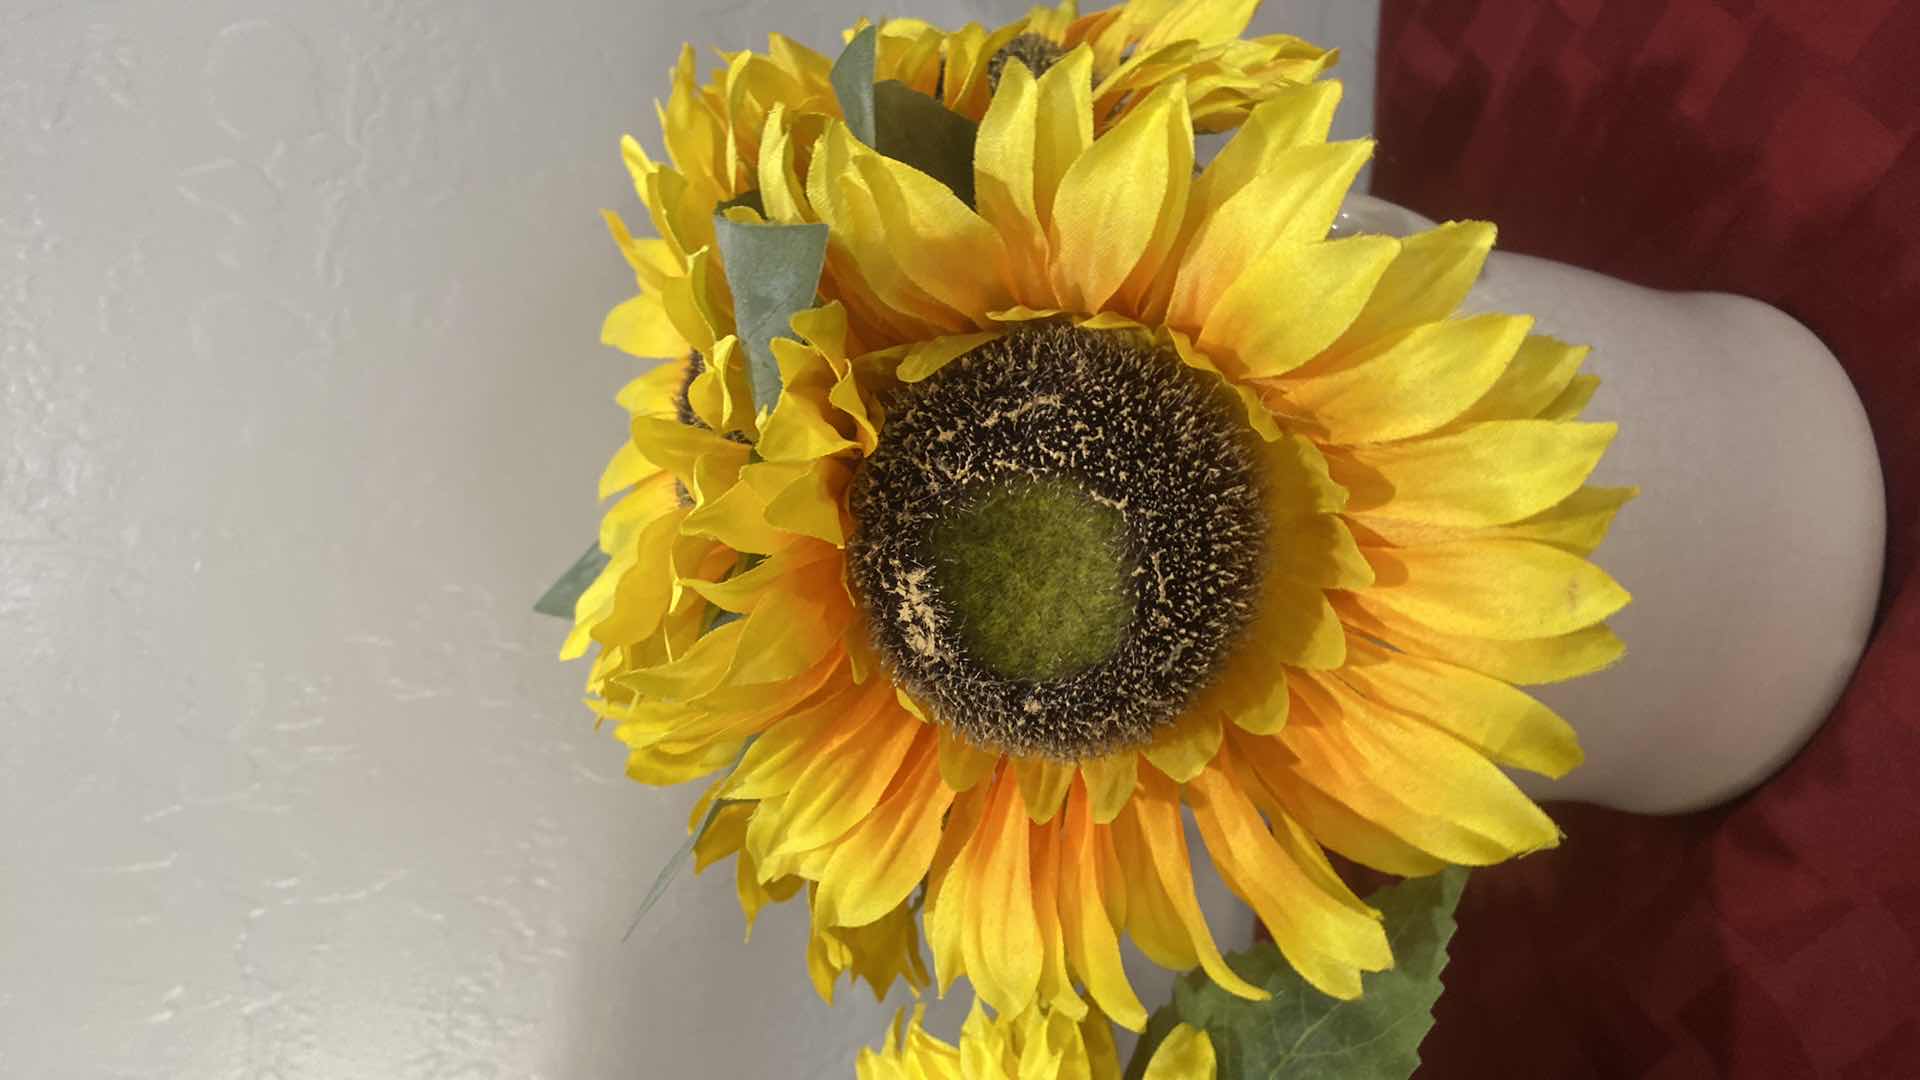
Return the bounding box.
[926,784,992,994]
[1197,235,1401,378]
[763,457,853,546]
[1190,82,1343,209]
[602,291,687,359]
[1016,758,1076,824]
[1451,333,1589,425]
[1290,675,1562,862]
[975,59,1054,305]
[1332,591,1627,687]
[1032,46,1097,228]
[816,727,954,928]
[771,688,923,857]
[1060,783,1149,1030]
[1196,656,1289,736]
[1540,374,1601,421]
[1330,420,1618,527]
[598,439,658,500]
[962,772,1045,1013]
[1358,537,1631,640]
[1189,760,1388,1000]
[1049,79,1193,313]
[1331,220,1494,353]
[1261,432,1348,515]
[1078,752,1138,824]
[625,737,744,785]
[940,724,1001,792]
[616,353,693,415]
[1226,727,1449,876]
[897,330,1003,382]
[1168,140,1373,329]
[1027,821,1089,1019]
[1141,707,1224,782]
[725,679,862,800]
[1273,513,1373,589]
[1141,1024,1217,1080]
[1244,575,1346,670]
[1339,637,1583,778]
[1276,314,1533,444]
[1129,768,1268,1001]
[849,135,1013,321]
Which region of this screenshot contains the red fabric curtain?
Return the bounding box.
[1372,2,1920,1075]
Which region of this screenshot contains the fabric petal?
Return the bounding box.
[1288,675,1563,863]
[1357,537,1631,640]
[1275,313,1532,444]
[814,726,956,922]
[1197,235,1401,378]
[1168,140,1372,329]
[1336,637,1583,778]
[961,772,1045,1014]
[1078,752,1138,824]
[1450,333,1590,425]
[1016,758,1076,824]
[1141,707,1224,782]
[1032,46,1097,230]
[1329,420,1618,527]
[1331,220,1494,353]
[1227,727,1449,876]
[1059,782,1148,1030]
[1188,759,1389,1000]
[1049,79,1192,313]
[974,59,1053,306]
[1128,768,1268,1000]
[1141,1024,1217,1080]
[1332,591,1627,686]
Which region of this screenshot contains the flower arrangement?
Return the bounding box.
[538,2,1631,1075]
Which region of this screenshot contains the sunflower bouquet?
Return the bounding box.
[538,2,1630,1076]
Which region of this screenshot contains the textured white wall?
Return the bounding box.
[0,2,1377,1076]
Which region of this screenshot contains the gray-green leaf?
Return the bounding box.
[830,25,879,146]
[622,737,758,940]
[874,80,978,207]
[830,25,980,206]
[1125,868,1469,1080]
[534,541,609,617]
[711,215,829,418]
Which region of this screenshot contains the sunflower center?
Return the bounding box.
[987,33,1071,89]
[928,477,1135,682]
[847,323,1268,761]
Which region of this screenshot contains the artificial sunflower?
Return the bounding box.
[868,0,1332,132]
[857,1003,1215,1080]
[602,1,1334,373]
[569,0,1630,1035]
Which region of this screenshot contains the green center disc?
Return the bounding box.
[926,477,1136,682]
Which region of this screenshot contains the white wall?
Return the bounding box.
[0,2,1377,1075]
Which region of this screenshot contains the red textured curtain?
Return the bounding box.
[1372,2,1920,1075]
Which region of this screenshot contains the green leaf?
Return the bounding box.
[711,215,829,418]
[830,25,878,146]
[534,541,609,617]
[1125,868,1469,1080]
[622,739,757,941]
[874,80,978,207]
[829,25,980,206]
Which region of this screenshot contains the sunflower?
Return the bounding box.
[867,0,1332,133]
[572,1,1629,1032]
[601,1,1334,374]
[857,1003,1215,1080]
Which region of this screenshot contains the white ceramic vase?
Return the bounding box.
[1338,195,1886,815]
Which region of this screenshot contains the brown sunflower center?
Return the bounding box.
[846,323,1268,761]
[987,33,1071,89]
